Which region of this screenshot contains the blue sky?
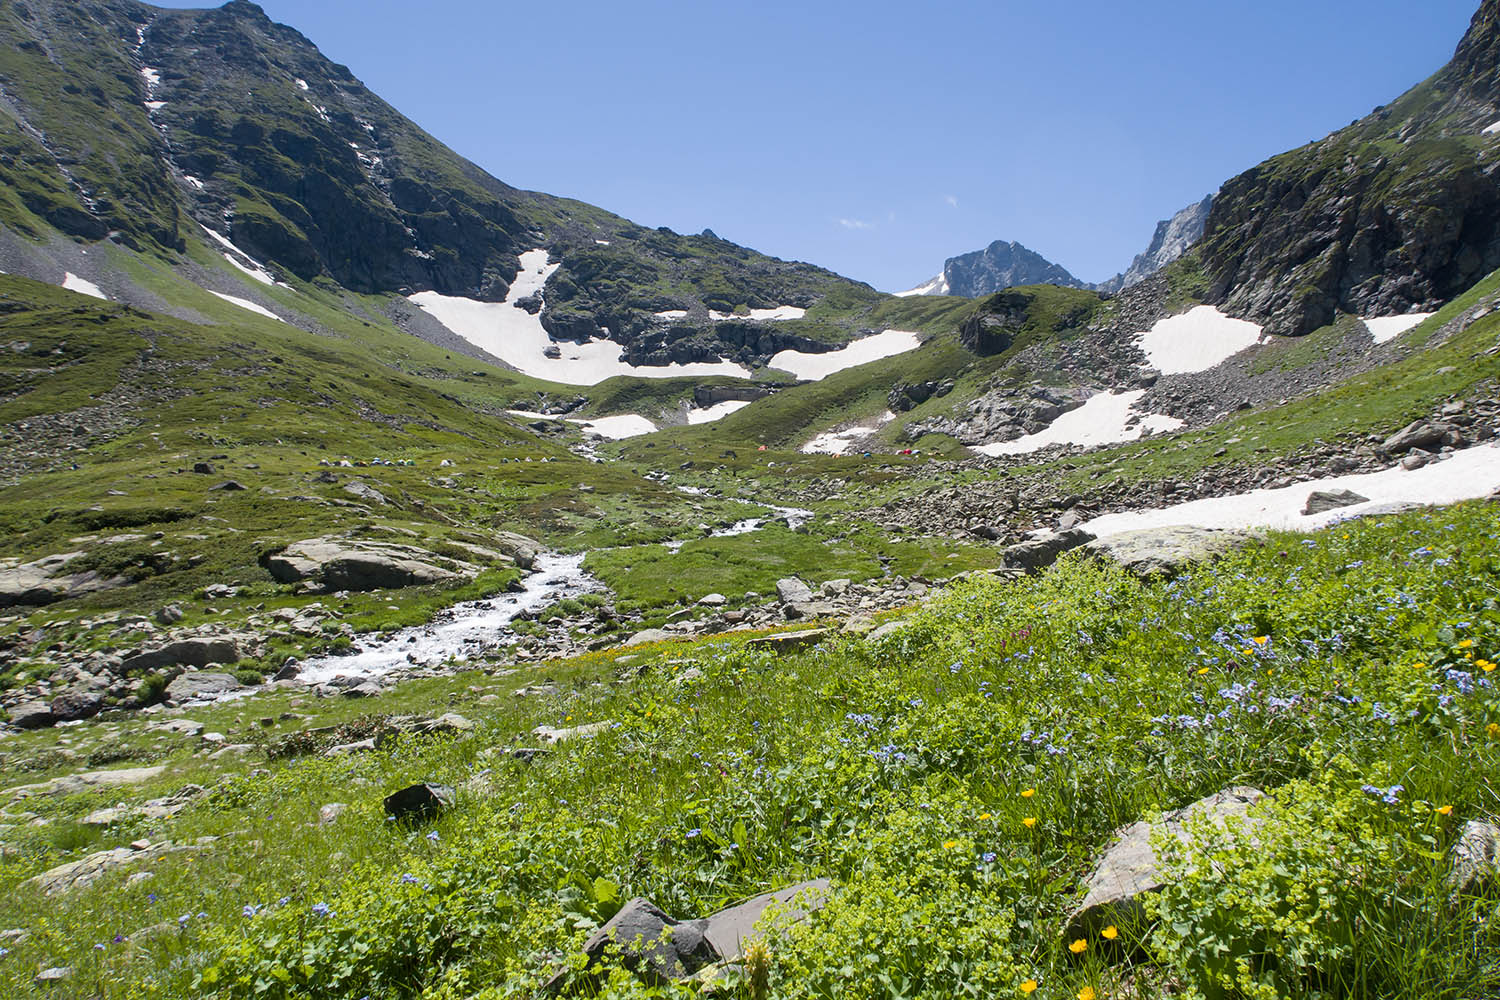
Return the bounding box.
[155,0,1481,290]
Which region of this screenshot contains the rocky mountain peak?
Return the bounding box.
[1452,0,1500,100]
[940,240,1085,298]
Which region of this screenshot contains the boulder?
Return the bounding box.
[1001,527,1095,570]
[383,782,455,823]
[122,635,247,673]
[4,766,166,800]
[701,879,830,961]
[746,629,833,653]
[1065,786,1265,939]
[1382,420,1450,454]
[164,672,245,703]
[784,600,838,621]
[155,604,185,625]
[8,701,56,730]
[1450,820,1500,894]
[532,722,611,745]
[0,552,126,608]
[624,628,675,647]
[50,689,105,722]
[698,593,727,607]
[23,841,178,896]
[492,531,542,571]
[775,577,814,604]
[1302,489,1370,515]
[1085,526,1251,578]
[578,898,718,986]
[343,480,388,505]
[264,537,477,591]
[373,713,475,750]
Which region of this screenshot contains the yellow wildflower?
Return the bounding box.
[1101,925,1119,940]
[1459,639,1475,649]
[1196,667,1211,676]
[1489,722,1500,738]
[942,840,960,849]
[1069,939,1087,954]
[1020,980,1039,995]
[1481,660,1496,673]
[1023,817,1038,829]
[978,813,993,821]
[1252,636,1269,646]
[1438,805,1454,816]
[1021,788,1036,798]
[1079,987,1097,1000]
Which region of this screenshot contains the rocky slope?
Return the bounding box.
[0,0,880,364]
[901,240,1085,298]
[1197,0,1500,335]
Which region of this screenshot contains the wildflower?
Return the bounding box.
[1023,817,1038,829]
[1459,639,1475,649]
[1196,667,1210,676]
[1069,938,1087,954]
[1438,805,1454,816]
[242,904,262,919]
[981,852,997,864]
[1021,788,1036,798]
[113,935,123,944]
[94,943,106,951]
[1021,980,1038,995]
[1079,988,1097,1000]
[1101,925,1119,940]
[943,840,960,849]
[177,914,191,928]
[1251,636,1269,646]
[1481,660,1496,674]
[1489,722,1500,738]
[686,828,702,839]
[978,813,992,821]
[426,831,440,843]
[311,903,332,918]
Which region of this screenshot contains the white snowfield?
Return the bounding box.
[687,400,752,424]
[202,226,281,287]
[802,411,897,455]
[710,306,806,322]
[895,274,949,297]
[769,329,922,382]
[61,273,107,300]
[566,414,657,439]
[1082,442,1500,541]
[1484,120,1500,135]
[1137,306,1265,375]
[1364,312,1436,345]
[974,390,1183,457]
[412,249,754,386]
[653,310,689,322]
[140,67,161,89]
[210,291,283,322]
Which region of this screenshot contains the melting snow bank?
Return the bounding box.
[802,411,897,455]
[62,273,107,300]
[296,554,599,685]
[895,274,949,297]
[664,502,815,552]
[1364,313,1436,345]
[688,400,752,424]
[1138,306,1265,375]
[567,414,657,439]
[769,330,922,382]
[210,291,283,322]
[413,250,753,386]
[974,390,1183,457]
[1081,443,1500,541]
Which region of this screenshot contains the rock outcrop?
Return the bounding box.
[1086,526,1252,578]
[0,552,127,608]
[264,537,475,591]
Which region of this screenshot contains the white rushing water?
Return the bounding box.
[665,493,814,552]
[296,553,599,685]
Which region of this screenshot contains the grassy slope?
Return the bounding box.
[0,501,1494,997]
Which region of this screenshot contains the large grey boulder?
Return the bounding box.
[4,766,166,800]
[775,577,814,604]
[1302,489,1370,515]
[264,537,479,591]
[702,880,830,961]
[1450,820,1500,894]
[122,635,248,673]
[1085,526,1251,578]
[50,688,105,722]
[8,701,56,730]
[579,898,719,986]
[1382,420,1452,454]
[1002,528,1095,570]
[0,552,126,608]
[746,629,833,653]
[164,672,245,703]
[1066,786,1265,939]
[22,841,196,896]
[383,782,455,823]
[492,531,542,570]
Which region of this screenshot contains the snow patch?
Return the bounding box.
[567,414,657,439]
[1082,443,1500,540]
[62,273,107,300]
[687,399,753,425]
[1364,312,1435,345]
[974,390,1183,457]
[653,310,689,322]
[210,291,282,322]
[1484,120,1500,135]
[296,78,309,91]
[140,67,161,89]
[802,411,897,455]
[225,254,275,286]
[709,306,807,322]
[182,175,204,190]
[202,226,282,287]
[1137,306,1264,375]
[769,329,922,382]
[895,274,949,297]
[595,240,611,246]
[145,100,166,111]
[411,249,754,386]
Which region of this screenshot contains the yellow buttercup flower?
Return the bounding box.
[1023,817,1038,829]
[1196,667,1210,676]
[1101,925,1119,940]
[1078,987,1097,1000]
[1438,805,1454,816]
[978,813,992,820]
[1481,660,1496,673]
[1489,722,1500,738]
[1459,639,1475,649]
[1252,636,1269,646]
[1020,980,1038,995]
[1021,788,1036,798]
[942,840,960,849]
[1069,938,1087,954]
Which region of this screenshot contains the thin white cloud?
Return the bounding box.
[944,194,959,208]
[837,217,875,230]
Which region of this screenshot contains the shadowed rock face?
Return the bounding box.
[1096,195,1215,294]
[940,241,1086,298]
[1197,0,1500,336]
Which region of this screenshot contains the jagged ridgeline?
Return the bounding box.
[0,0,883,366]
